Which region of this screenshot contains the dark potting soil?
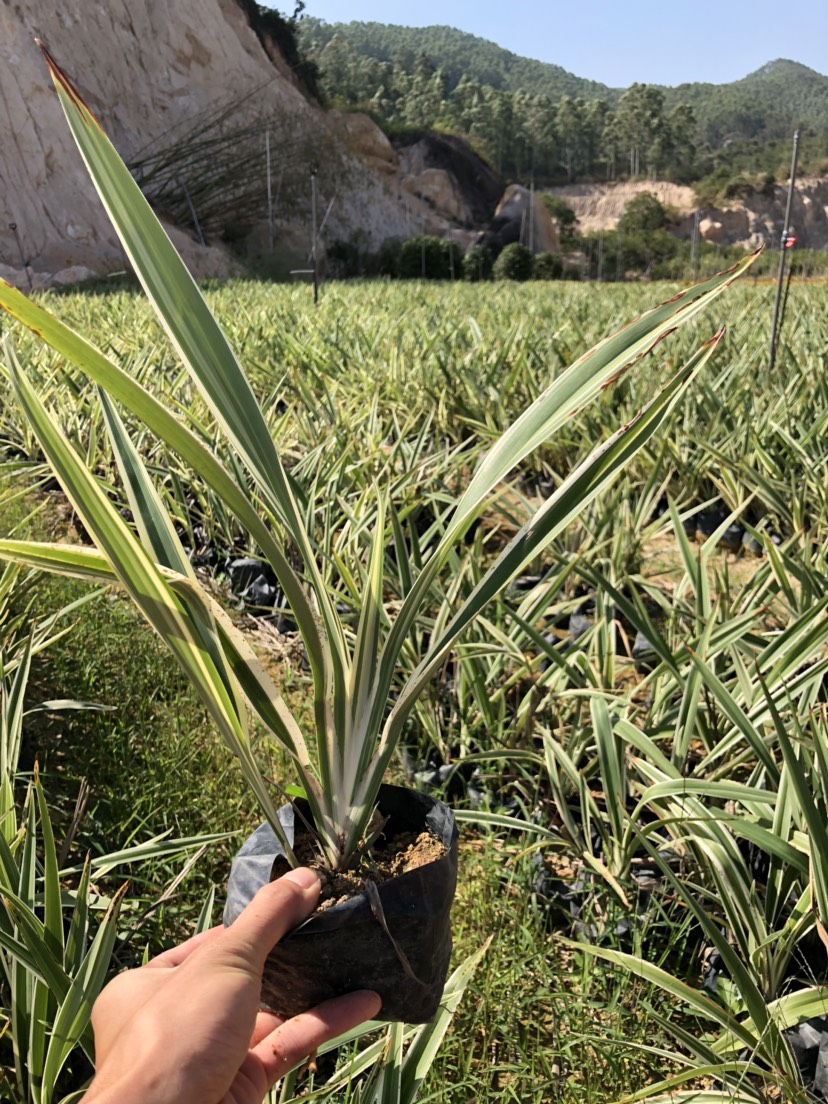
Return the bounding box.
[273,826,447,913]
[252,785,458,1022]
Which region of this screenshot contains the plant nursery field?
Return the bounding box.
[3,274,828,1103]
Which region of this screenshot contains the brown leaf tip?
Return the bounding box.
[35,37,97,121]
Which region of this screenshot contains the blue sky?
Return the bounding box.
[267,1,828,88]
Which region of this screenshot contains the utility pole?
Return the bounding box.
[528,149,535,254]
[768,129,801,373]
[9,223,32,291]
[692,208,701,282]
[265,128,274,252]
[310,166,319,306]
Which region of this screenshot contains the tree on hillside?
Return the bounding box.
[403,58,447,126]
[318,33,360,102]
[480,87,514,174]
[440,73,475,129]
[525,94,558,179]
[298,18,828,174]
[666,104,697,180]
[510,88,534,178]
[556,95,584,182]
[601,112,623,180]
[616,83,667,177]
[367,61,395,116]
[584,99,610,178]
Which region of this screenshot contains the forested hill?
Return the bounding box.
[297,19,828,156]
[298,20,613,103]
[680,60,828,146]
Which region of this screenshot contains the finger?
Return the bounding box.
[144,925,223,969]
[251,990,382,1087]
[250,1009,284,1048]
[220,868,320,971]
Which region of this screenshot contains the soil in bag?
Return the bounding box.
[224,784,459,1023]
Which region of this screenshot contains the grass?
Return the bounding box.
[441,839,705,1104]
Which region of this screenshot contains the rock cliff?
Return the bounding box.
[549,178,828,250]
[0,0,492,286]
[549,182,696,233]
[673,177,828,251]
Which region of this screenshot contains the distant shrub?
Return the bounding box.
[694,165,733,207]
[398,236,462,279]
[326,237,403,278]
[374,237,403,277]
[619,228,679,271]
[541,196,580,247]
[532,252,563,280]
[493,243,533,281]
[695,168,777,208]
[721,172,776,201]
[722,175,756,201]
[618,193,670,235]
[541,194,576,222]
[327,239,361,278]
[462,244,493,281]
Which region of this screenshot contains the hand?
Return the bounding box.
[84,867,381,1104]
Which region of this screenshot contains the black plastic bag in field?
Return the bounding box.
[224,784,459,1023]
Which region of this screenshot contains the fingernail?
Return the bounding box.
[283,867,319,891]
[354,990,383,1016]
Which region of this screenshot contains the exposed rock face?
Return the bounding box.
[789,180,828,249]
[1,0,284,278]
[337,111,396,175]
[393,133,501,227]
[401,163,468,226]
[478,185,559,255]
[549,182,697,234]
[549,178,828,250]
[673,177,828,250]
[0,262,98,292]
[0,0,492,282]
[695,211,750,245]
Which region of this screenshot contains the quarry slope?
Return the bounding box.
[0,0,490,285]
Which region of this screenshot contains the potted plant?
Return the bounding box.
[0,47,757,1021]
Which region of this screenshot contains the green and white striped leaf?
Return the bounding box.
[0,44,758,875]
[0,293,325,688]
[357,333,727,842]
[712,986,828,1056]
[41,882,129,1090]
[5,347,291,847]
[39,44,348,760]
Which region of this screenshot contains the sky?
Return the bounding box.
[266,1,828,88]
